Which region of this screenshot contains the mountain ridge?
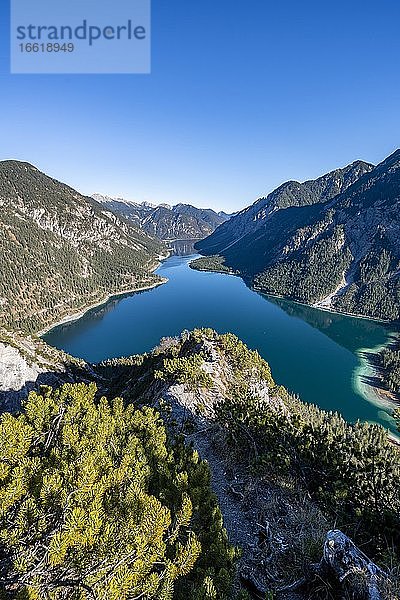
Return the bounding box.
[0,160,165,333]
[0,327,398,598]
[196,159,374,256]
[92,193,232,241]
[196,152,400,321]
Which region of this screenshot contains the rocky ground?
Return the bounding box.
[136,340,323,599]
[0,328,91,412]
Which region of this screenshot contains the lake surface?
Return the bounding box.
[44,254,398,435]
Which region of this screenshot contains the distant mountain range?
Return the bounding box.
[0,162,165,332]
[92,194,232,241]
[196,151,400,321]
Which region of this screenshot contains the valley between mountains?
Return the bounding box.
[0,154,400,599]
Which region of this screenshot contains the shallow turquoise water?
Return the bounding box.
[43,255,398,434]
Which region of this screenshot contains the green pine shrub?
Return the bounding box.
[0,383,235,599]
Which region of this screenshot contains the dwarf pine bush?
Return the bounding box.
[0,383,235,599]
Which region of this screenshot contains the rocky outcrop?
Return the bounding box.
[0,329,90,412]
[0,342,45,411]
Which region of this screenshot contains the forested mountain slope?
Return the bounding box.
[0,161,165,332]
[197,151,400,321]
[196,159,373,256]
[93,194,230,241]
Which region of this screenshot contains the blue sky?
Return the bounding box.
[1,0,399,212]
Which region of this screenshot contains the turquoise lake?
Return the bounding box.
[43,254,398,436]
